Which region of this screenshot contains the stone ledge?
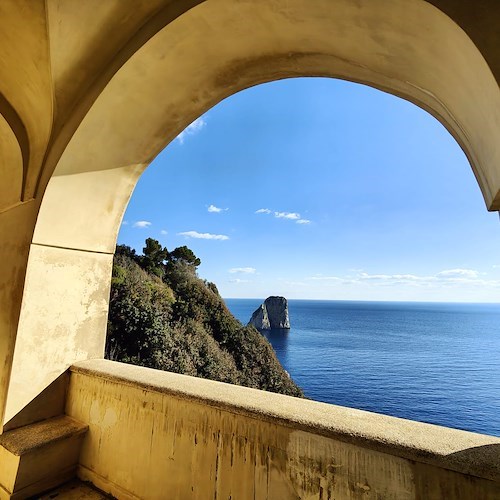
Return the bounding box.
[71,359,500,483]
[0,415,87,456]
[0,415,88,498]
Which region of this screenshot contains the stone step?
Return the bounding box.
[0,416,88,500]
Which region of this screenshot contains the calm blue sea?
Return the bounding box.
[225,299,500,437]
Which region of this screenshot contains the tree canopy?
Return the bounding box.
[105,238,302,398]
[142,237,169,277]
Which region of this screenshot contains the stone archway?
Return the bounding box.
[1,0,499,426]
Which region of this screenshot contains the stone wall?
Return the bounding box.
[66,360,500,499]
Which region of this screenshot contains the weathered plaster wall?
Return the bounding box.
[67,360,500,500]
[0,0,55,429]
[4,246,112,423]
[0,202,39,430]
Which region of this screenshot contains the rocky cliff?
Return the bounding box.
[248,296,290,330]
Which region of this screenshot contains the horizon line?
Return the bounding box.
[222,297,500,305]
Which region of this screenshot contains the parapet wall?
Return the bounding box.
[67,359,500,499]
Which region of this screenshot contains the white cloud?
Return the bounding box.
[354,270,500,288]
[308,275,344,281]
[178,230,229,241]
[121,220,128,226]
[358,272,429,282]
[304,269,500,289]
[176,117,206,145]
[133,220,152,228]
[274,211,300,220]
[229,267,256,274]
[208,204,228,213]
[229,278,250,284]
[436,269,479,279]
[160,229,168,235]
[257,209,311,223]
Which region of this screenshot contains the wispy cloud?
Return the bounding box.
[208,204,228,213]
[229,278,250,284]
[121,220,129,226]
[133,220,152,228]
[178,230,229,241]
[308,275,345,281]
[274,211,300,220]
[357,270,500,287]
[229,267,256,274]
[357,272,429,282]
[305,269,500,289]
[256,208,312,223]
[160,229,168,235]
[177,117,206,145]
[436,269,479,279]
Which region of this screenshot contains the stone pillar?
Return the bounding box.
[3,166,141,424]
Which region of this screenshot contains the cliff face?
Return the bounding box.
[248,304,270,330]
[248,296,290,330]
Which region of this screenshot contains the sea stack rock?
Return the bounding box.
[248,296,290,330]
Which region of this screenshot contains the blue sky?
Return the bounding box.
[119,78,500,302]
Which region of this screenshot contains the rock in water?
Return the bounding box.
[248,304,270,330]
[248,296,290,330]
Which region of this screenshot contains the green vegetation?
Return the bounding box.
[105,239,303,397]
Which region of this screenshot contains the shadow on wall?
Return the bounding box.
[412,444,500,498]
[445,444,500,482]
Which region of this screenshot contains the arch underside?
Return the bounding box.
[2,0,500,425]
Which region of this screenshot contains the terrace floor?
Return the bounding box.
[38,480,109,500]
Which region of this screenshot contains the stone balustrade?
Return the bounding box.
[66,359,500,499]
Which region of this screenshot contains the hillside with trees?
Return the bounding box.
[105,238,303,397]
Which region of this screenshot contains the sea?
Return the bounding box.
[224,299,500,437]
